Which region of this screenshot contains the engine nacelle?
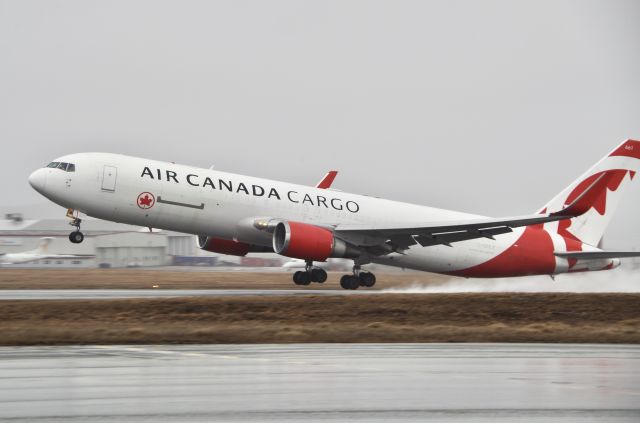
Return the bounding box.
[197,236,271,256]
[272,221,360,261]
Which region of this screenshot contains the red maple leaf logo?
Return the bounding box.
[137,192,155,209]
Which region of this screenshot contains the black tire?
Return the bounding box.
[298,271,312,286]
[340,275,350,289]
[358,273,367,286]
[340,275,359,290]
[367,273,376,287]
[360,272,376,287]
[348,276,359,290]
[311,268,327,283]
[69,231,84,244]
[293,271,304,285]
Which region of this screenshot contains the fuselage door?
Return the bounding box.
[101,165,117,192]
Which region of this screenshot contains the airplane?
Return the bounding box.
[28,139,640,289]
[0,237,94,265]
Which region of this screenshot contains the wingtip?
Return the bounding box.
[316,170,339,189]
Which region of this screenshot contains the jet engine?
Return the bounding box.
[197,236,271,256]
[272,221,360,261]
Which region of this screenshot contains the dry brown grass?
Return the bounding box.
[1,293,638,345]
[0,269,446,290]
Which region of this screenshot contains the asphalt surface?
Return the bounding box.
[0,289,370,299]
[1,344,638,422]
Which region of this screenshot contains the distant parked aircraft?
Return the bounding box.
[0,237,94,265]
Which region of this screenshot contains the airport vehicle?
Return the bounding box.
[28,139,640,288]
[0,237,94,265]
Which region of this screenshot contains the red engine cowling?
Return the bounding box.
[272,221,359,261]
[197,236,253,256]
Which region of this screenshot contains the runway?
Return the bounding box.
[0,344,638,422]
[0,288,368,300]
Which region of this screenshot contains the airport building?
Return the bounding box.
[0,214,198,268]
[0,213,291,268]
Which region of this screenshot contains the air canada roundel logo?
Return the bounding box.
[137,192,155,209]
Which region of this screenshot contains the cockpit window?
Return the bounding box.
[46,162,75,172]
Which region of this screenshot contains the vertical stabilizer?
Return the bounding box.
[540,139,640,246]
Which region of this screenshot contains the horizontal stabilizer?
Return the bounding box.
[554,251,640,260]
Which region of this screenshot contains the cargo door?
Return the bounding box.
[101,165,117,192]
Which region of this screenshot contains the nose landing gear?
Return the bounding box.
[66,208,84,244]
[292,260,328,285]
[69,230,84,244]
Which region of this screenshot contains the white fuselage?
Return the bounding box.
[27,152,615,276]
[0,252,48,265]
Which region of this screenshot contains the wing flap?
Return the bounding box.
[337,213,570,237]
[335,213,572,250]
[414,226,514,247]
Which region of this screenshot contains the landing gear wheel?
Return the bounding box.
[293,271,311,286]
[339,275,349,289]
[69,231,84,244]
[66,209,84,244]
[359,272,376,287]
[340,275,359,290]
[311,268,327,283]
[299,271,311,286]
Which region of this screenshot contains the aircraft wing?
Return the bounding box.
[335,212,575,250]
[554,251,640,260]
[333,170,608,251]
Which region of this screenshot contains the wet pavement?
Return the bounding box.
[0,343,638,422]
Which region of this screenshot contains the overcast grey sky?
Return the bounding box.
[1,0,639,246]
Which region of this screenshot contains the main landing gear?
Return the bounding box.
[66,208,84,244]
[339,264,376,290]
[293,261,328,285]
[291,261,376,290]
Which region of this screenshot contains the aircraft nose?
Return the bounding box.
[28,168,47,194]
